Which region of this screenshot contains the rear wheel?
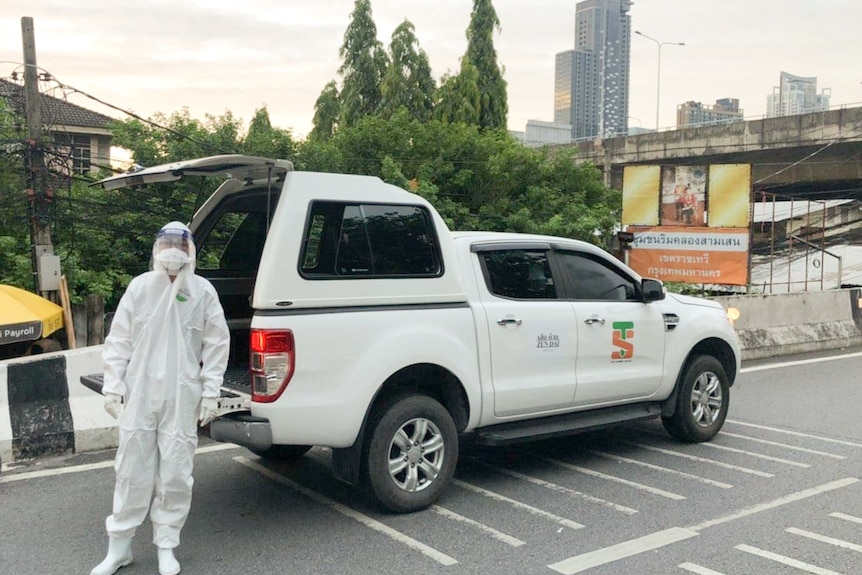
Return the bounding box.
[365,393,458,513]
[662,355,729,442]
[251,445,312,461]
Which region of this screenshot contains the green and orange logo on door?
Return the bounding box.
[612,321,634,361]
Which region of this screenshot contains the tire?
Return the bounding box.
[365,393,458,513]
[662,355,729,442]
[251,445,312,461]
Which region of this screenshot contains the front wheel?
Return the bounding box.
[365,393,458,513]
[662,355,729,442]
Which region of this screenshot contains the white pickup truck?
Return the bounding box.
[94,155,741,513]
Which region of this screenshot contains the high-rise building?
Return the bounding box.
[677,98,743,127]
[554,0,632,139]
[766,72,831,118]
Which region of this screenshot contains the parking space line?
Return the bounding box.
[830,512,862,524]
[740,351,862,374]
[686,477,859,532]
[735,544,843,575]
[472,460,638,514]
[786,527,862,553]
[696,441,811,468]
[586,450,732,489]
[727,420,862,449]
[720,431,845,459]
[678,563,728,575]
[619,441,774,477]
[431,505,525,547]
[544,458,686,500]
[452,479,584,530]
[234,456,458,566]
[547,527,698,574]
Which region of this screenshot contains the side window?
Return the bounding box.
[558,251,637,301]
[300,201,442,278]
[481,250,557,300]
[197,211,267,273]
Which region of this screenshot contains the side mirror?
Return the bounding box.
[642,278,665,302]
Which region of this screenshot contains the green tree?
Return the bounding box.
[309,81,340,142]
[243,107,296,159]
[434,59,481,125]
[338,0,388,127]
[464,0,508,130]
[379,20,436,122]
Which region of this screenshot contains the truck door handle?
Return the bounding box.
[584,316,605,325]
[497,317,523,326]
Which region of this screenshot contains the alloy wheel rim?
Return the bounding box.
[387,417,445,492]
[690,371,723,427]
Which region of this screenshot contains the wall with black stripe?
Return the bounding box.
[7,356,75,459]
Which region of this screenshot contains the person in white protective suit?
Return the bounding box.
[91,221,230,575]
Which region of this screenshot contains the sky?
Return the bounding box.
[2,0,861,140]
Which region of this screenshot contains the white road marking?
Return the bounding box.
[830,512,862,524]
[678,563,728,575]
[0,442,239,483]
[735,544,844,575]
[234,456,458,566]
[786,527,862,553]
[620,440,774,477]
[727,420,862,448]
[696,441,811,468]
[740,351,862,373]
[686,477,859,532]
[719,431,846,459]
[547,527,698,574]
[431,505,525,547]
[473,461,638,514]
[451,479,584,530]
[586,449,733,489]
[544,457,686,500]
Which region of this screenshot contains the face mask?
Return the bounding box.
[155,247,190,273]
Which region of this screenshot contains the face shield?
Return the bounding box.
[152,221,196,275]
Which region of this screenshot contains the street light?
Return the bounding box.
[635,30,685,131]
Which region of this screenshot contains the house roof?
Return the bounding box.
[0,78,114,130]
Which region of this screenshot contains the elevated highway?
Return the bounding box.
[573,106,862,199]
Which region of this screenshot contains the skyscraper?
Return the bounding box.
[766,72,831,118]
[554,0,632,139]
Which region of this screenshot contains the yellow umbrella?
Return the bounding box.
[0,284,65,345]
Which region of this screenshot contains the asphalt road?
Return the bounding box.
[2,348,861,575]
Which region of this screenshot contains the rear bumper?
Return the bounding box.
[210,412,272,452]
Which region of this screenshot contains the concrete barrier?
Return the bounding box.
[2,288,861,468]
[713,287,862,360]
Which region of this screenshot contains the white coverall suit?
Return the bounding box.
[101,223,229,550]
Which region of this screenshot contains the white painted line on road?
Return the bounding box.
[727,420,862,449]
[544,457,686,500]
[686,477,859,532]
[619,440,774,477]
[678,563,728,575]
[0,442,239,483]
[720,431,846,459]
[830,512,862,524]
[431,505,525,547]
[786,527,862,553]
[740,351,862,374]
[547,527,698,574]
[735,544,844,575]
[234,456,458,566]
[452,479,584,530]
[696,441,811,468]
[473,460,638,514]
[586,450,733,489]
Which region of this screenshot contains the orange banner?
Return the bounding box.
[627,227,749,285]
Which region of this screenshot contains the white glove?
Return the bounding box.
[199,397,219,427]
[104,393,123,419]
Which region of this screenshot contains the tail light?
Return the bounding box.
[250,329,294,403]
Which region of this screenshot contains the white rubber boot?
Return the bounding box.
[90,537,133,575]
[158,547,181,575]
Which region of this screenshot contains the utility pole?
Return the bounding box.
[21,16,60,300]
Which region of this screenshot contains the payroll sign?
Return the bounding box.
[627,227,749,286]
